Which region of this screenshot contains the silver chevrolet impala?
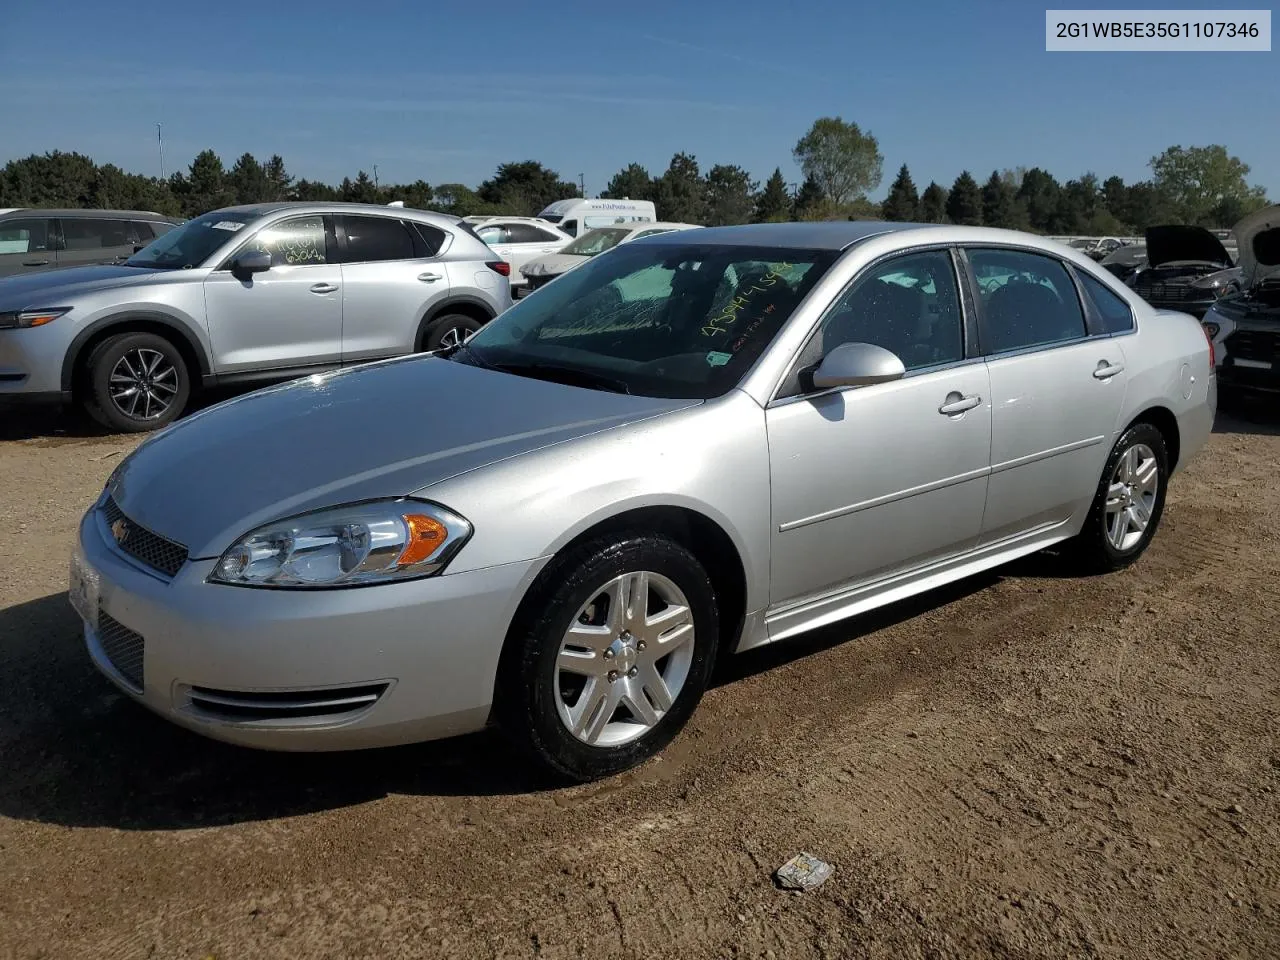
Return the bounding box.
[69,221,1215,782]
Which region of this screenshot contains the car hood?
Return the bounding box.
[523,253,590,278]
[0,264,168,308]
[1144,225,1233,268]
[107,355,698,559]
[1231,203,1280,288]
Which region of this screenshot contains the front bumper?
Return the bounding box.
[0,323,72,396]
[75,498,548,751]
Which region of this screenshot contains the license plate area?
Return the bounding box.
[69,544,100,628]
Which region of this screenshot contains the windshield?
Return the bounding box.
[562,228,631,257]
[458,240,837,400]
[126,211,258,269]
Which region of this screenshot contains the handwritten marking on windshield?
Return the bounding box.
[701,263,792,337]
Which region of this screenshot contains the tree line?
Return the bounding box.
[0,116,1269,234]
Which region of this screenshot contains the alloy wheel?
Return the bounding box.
[554,571,696,747]
[1105,442,1159,551]
[108,348,179,421]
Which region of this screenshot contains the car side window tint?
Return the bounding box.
[61,218,137,250]
[248,216,329,267]
[504,223,546,244]
[411,222,446,257]
[342,215,415,263]
[818,250,965,372]
[0,218,50,253]
[560,221,578,237]
[1078,270,1135,334]
[476,225,509,245]
[969,248,1087,353]
[532,226,564,243]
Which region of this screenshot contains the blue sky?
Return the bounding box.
[3,0,1276,199]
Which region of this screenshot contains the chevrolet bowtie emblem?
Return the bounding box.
[110,518,130,544]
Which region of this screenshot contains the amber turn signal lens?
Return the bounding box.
[398,513,448,565]
[22,312,62,327]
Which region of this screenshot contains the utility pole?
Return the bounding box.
[157,123,165,180]
[579,173,586,197]
[373,164,379,189]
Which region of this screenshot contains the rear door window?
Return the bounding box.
[0,218,51,254]
[340,215,417,263]
[967,248,1089,353]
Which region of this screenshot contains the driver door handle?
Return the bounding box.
[23,259,50,266]
[1093,360,1125,379]
[309,282,339,294]
[939,392,982,415]
[417,272,443,283]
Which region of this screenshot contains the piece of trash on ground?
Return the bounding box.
[775,852,833,891]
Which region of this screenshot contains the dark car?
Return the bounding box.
[1202,204,1280,397]
[1123,224,1241,319]
[0,208,184,278]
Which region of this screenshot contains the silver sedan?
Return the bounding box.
[69,221,1216,781]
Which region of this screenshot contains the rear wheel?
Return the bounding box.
[495,533,719,783]
[82,331,191,433]
[422,313,483,352]
[1066,422,1169,573]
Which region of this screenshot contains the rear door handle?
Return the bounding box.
[1093,360,1125,379]
[939,392,982,415]
[23,259,50,266]
[417,272,442,283]
[309,283,338,294]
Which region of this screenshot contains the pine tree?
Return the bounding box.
[881,163,920,221]
[945,171,983,225]
[981,170,1017,227]
[754,168,791,222]
[919,181,948,222]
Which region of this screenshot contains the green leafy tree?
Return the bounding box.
[653,152,707,223]
[292,178,340,202]
[792,116,883,209]
[340,171,379,204]
[945,171,983,225]
[981,170,1018,227]
[881,163,919,221]
[704,163,757,226]
[1149,144,1268,226]
[1101,175,1128,225]
[602,163,654,201]
[919,181,948,223]
[172,149,235,216]
[754,168,791,222]
[1120,181,1169,231]
[432,183,490,216]
[385,179,433,209]
[477,161,577,216]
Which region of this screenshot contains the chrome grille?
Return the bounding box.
[186,683,390,723]
[1226,330,1280,364]
[98,612,144,691]
[101,495,188,577]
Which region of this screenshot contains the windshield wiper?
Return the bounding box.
[491,361,631,394]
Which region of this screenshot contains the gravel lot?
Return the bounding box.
[1,399,1277,960]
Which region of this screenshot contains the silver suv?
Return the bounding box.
[0,202,512,432]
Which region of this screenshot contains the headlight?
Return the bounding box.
[1202,320,1220,339]
[209,499,472,588]
[0,307,71,330]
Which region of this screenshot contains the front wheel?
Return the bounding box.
[82,331,191,433]
[495,534,720,783]
[1066,422,1169,573]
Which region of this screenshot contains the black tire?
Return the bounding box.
[495,533,720,784]
[421,313,483,352]
[82,331,191,433]
[1065,421,1169,574]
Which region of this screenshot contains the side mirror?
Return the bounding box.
[231,249,272,278]
[806,342,906,391]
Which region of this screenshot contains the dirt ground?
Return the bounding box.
[0,399,1277,960]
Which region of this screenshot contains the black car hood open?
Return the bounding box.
[1144,225,1233,268]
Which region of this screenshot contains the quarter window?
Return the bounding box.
[0,218,50,253]
[411,222,446,257]
[342,215,415,262]
[969,248,1087,352]
[818,250,965,372]
[248,216,329,267]
[1078,270,1135,334]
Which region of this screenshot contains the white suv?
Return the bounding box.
[469,217,573,291]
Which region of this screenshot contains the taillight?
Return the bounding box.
[486,260,511,277]
[1202,321,1215,369]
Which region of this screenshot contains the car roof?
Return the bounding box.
[214,201,461,227]
[0,208,180,221]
